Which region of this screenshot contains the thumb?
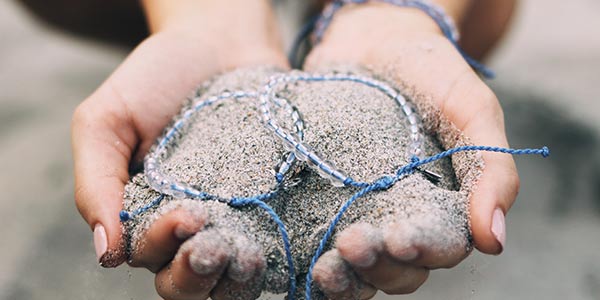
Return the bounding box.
[444,83,519,255]
[464,112,519,255]
[71,86,138,267]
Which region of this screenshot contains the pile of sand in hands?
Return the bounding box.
[122,66,483,299]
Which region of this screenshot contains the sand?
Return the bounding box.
[122,66,483,299]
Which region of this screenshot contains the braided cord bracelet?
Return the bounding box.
[119,72,548,300]
[289,0,495,78]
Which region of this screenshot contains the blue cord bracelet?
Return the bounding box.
[120,72,548,300]
[289,0,495,78]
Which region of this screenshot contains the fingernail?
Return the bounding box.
[491,208,506,253]
[93,224,108,262]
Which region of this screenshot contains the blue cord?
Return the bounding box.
[289,14,320,69]
[119,71,549,299]
[304,145,549,299]
[230,197,297,298]
[122,145,548,299]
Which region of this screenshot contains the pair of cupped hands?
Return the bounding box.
[71,1,518,299]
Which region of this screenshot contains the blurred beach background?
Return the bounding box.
[0,0,599,299]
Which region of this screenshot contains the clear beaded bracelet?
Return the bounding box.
[120,71,548,300]
[143,89,306,202]
[258,72,427,187]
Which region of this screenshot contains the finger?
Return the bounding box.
[313,249,377,300]
[155,229,231,300]
[441,77,518,255]
[72,90,139,267]
[129,208,208,272]
[335,223,384,268]
[210,234,266,300]
[469,150,517,255]
[337,223,429,295]
[382,221,468,269]
[358,255,428,295]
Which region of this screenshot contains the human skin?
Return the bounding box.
[70,0,518,299]
[71,0,290,298]
[305,1,519,297]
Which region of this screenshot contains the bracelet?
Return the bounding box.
[289,0,495,78]
[120,70,548,300]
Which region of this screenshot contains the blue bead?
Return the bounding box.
[119,210,131,222]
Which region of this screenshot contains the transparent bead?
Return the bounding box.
[291,110,300,122]
[220,91,232,99]
[411,132,422,144]
[206,96,218,105]
[329,177,346,187]
[145,157,156,165]
[169,184,187,199]
[233,91,247,98]
[330,168,348,184]
[410,138,423,157]
[283,104,294,117]
[278,163,290,176]
[408,114,419,127]
[395,94,407,107]
[264,120,276,131]
[285,152,296,164]
[410,125,420,135]
[145,162,156,171]
[317,164,333,180]
[402,103,415,117]
[295,119,305,132]
[305,148,321,168]
[184,187,202,198]
[293,143,309,161]
[182,109,194,120]
[290,131,304,144]
[149,175,165,192]
[380,85,396,98]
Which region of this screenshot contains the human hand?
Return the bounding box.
[71,0,288,298]
[304,3,518,298]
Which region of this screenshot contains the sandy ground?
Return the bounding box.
[0,0,598,299]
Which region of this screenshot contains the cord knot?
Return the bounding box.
[410,155,420,164]
[374,175,395,190]
[541,146,550,158]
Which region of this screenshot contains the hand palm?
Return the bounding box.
[72,32,231,266]
[304,20,518,297]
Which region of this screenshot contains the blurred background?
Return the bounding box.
[0,0,598,299]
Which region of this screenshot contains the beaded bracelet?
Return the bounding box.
[289,0,495,78]
[258,72,426,187]
[120,71,548,300]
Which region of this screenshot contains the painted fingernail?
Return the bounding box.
[93,224,108,262]
[491,208,506,253]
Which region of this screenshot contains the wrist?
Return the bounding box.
[318,3,446,47]
[140,0,288,70]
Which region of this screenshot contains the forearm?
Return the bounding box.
[142,0,276,35]
[424,0,518,59]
